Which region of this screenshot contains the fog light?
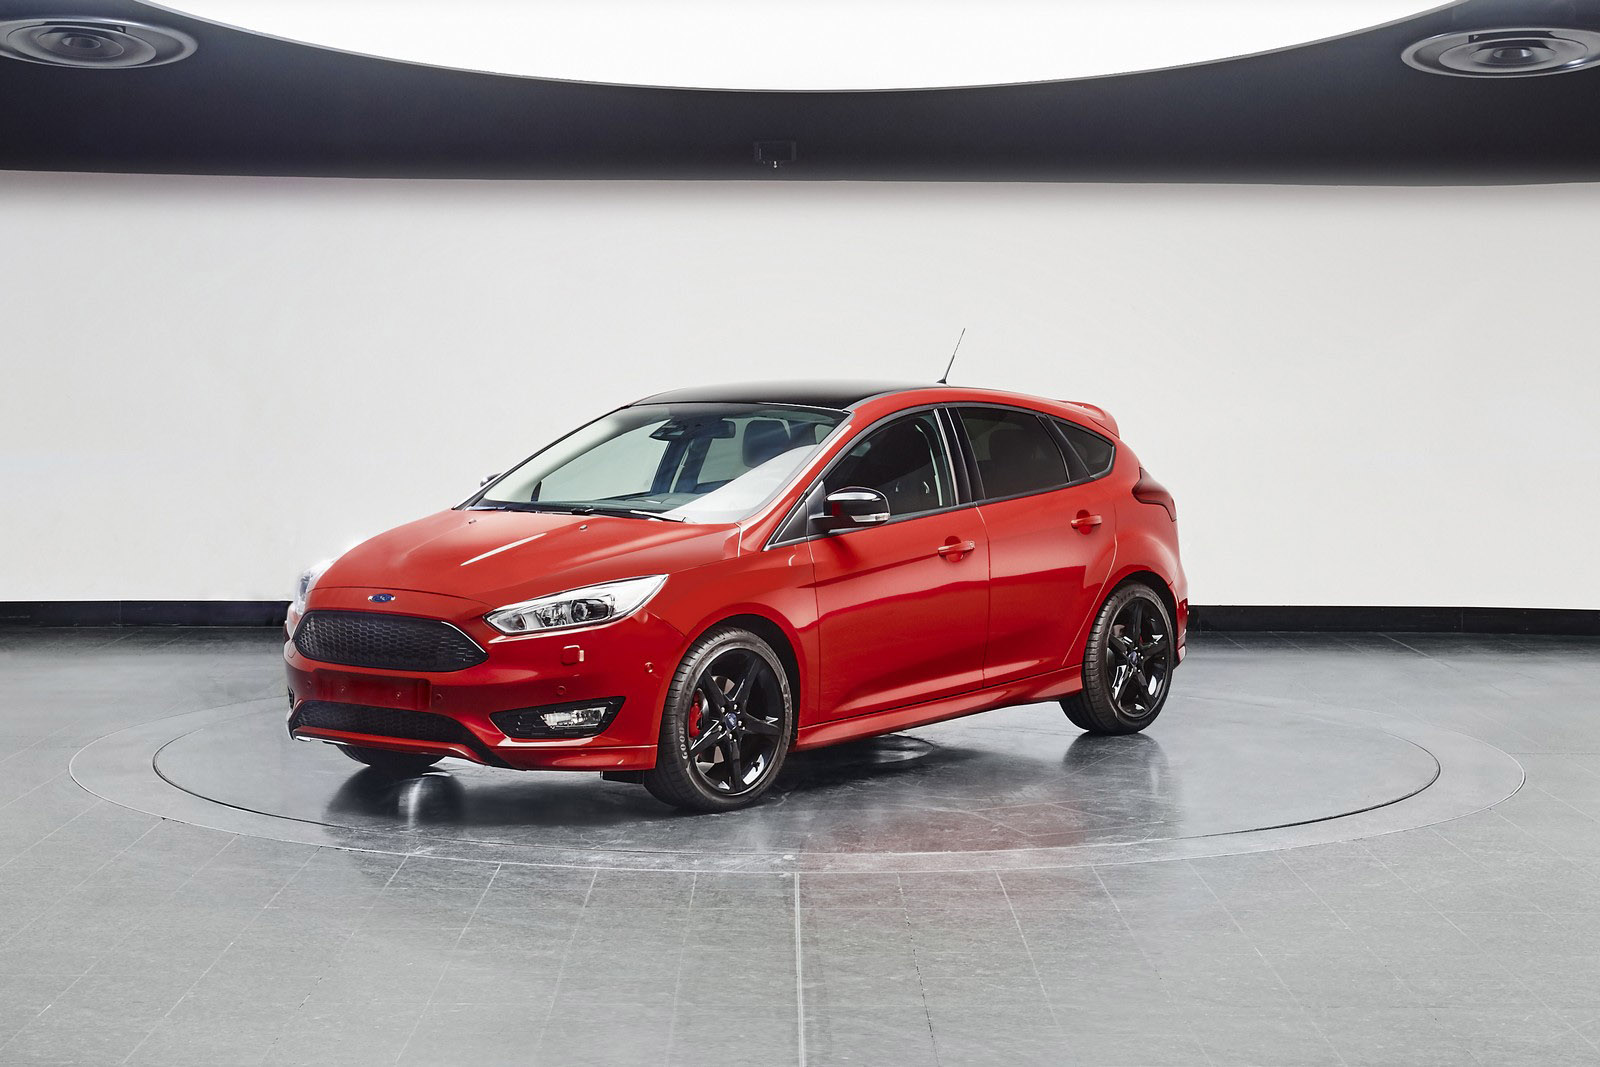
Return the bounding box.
[541,705,611,731]
[490,698,624,739]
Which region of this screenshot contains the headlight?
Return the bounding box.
[291,560,332,617]
[485,575,667,636]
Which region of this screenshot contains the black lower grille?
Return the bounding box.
[293,610,487,672]
[291,700,473,744]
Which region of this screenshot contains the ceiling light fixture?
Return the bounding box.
[0,17,197,68]
[1402,27,1600,77]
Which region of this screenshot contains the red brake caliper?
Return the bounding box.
[688,693,703,739]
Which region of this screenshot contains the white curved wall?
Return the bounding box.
[1,171,1595,608]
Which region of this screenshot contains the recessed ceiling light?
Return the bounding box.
[148,0,1442,90]
[0,17,197,68]
[1402,27,1600,77]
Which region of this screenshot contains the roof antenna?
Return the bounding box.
[937,327,966,385]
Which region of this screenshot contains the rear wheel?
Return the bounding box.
[643,625,793,812]
[340,745,443,777]
[1061,583,1175,735]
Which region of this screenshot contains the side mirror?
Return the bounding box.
[480,473,501,487]
[814,487,891,532]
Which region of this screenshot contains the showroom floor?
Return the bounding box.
[1,628,1598,1066]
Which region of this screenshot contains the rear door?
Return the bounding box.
[805,410,990,721]
[953,406,1119,686]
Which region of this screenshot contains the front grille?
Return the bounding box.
[291,700,473,744]
[293,610,487,672]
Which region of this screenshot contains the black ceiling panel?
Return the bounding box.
[1,0,1598,183]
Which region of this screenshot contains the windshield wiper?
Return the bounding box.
[570,505,684,522]
[467,502,567,513]
[469,501,682,521]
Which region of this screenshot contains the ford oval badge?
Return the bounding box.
[369,593,396,603]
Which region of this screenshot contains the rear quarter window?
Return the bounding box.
[1053,419,1116,480]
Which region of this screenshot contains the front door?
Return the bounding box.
[808,411,989,721]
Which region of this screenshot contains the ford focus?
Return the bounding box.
[284,381,1186,811]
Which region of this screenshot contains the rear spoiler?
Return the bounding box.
[1060,401,1118,438]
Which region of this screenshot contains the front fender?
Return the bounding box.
[649,546,821,726]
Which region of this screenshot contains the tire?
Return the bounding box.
[340,745,443,777]
[1061,582,1175,735]
[642,625,794,812]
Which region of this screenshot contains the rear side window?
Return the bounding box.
[1053,419,1116,480]
[957,408,1070,500]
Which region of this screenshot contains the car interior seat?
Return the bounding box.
[982,423,1064,498]
[845,420,941,515]
[741,419,793,469]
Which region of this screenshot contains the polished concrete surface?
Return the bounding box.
[2,628,1599,1065]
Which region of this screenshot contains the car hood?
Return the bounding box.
[319,509,740,609]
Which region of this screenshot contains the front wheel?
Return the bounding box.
[1061,583,1175,735]
[340,745,443,777]
[642,625,794,812]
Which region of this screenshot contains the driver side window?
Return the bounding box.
[824,412,954,518]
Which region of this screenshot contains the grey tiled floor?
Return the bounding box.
[1,628,1599,1065]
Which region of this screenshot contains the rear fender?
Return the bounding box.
[1101,515,1187,655]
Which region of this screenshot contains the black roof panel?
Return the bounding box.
[633,380,935,410]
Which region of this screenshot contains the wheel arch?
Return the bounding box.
[1063,563,1184,671]
[1101,565,1186,664]
[684,610,807,736]
[1111,568,1178,626]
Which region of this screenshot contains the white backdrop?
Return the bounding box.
[2,171,1595,607]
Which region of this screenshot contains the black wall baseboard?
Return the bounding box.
[0,601,291,627]
[1190,605,1600,636]
[1,601,1597,636]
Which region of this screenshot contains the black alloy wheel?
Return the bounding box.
[1061,582,1175,735]
[643,626,793,812]
[340,745,443,777]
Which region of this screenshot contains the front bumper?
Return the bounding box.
[284,588,687,771]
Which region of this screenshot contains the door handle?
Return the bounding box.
[936,539,977,558]
[1071,511,1103,532]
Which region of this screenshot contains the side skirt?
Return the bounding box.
[795,665,1083,750]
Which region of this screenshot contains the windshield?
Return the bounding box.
[473,403,846,524]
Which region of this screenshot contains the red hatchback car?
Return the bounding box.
[284,381,1186,811]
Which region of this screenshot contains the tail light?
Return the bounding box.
[1132,467,1176,520]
